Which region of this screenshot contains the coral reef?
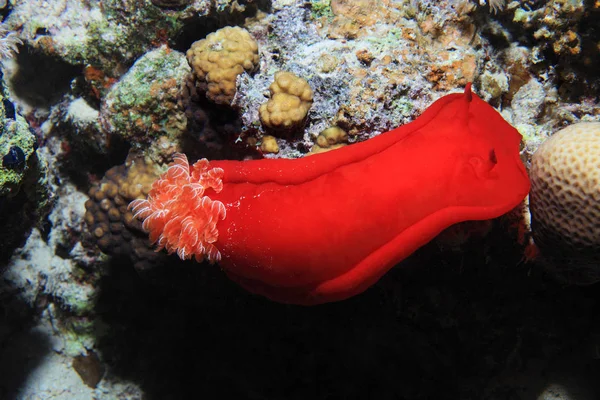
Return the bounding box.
[495,0,600,99]
[3,0,212,73]
[233,0,487,152]
[3,183,99,345]
[0,0,599,396]
[1,182,144,397]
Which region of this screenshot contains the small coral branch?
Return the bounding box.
[128,153,226,263]
[478,0,506,14]
[0,23,22,62]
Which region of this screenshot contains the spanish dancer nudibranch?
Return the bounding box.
[130,84,530,305]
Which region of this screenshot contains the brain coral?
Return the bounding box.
[259,71,313,135]
[186,26,259,105]
[529,121,600,282]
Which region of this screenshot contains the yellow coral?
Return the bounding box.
[308,126,348,155]
[259,135,280,154]
[259,71,313,135]
[186,26,259,105]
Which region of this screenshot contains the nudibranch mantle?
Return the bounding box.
[130,84,530,305]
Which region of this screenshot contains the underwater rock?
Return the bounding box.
[100,45,190,164]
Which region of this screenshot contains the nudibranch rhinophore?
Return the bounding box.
[130,84,530,305]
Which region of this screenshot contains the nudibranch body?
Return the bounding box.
[130,84,530,305]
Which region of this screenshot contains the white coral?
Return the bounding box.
[0,22,22,62]
[479,0,506,13]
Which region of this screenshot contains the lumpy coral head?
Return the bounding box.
[131,84,529,305]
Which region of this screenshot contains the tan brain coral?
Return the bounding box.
[259,71,313,135]
[529,122,600,281]
[186,26,259,105]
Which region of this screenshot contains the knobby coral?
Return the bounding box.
[84,158,174,272]
[259,71,313,135]
[186,26,259,105]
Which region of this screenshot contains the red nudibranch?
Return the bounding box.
[129,84,530,305]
